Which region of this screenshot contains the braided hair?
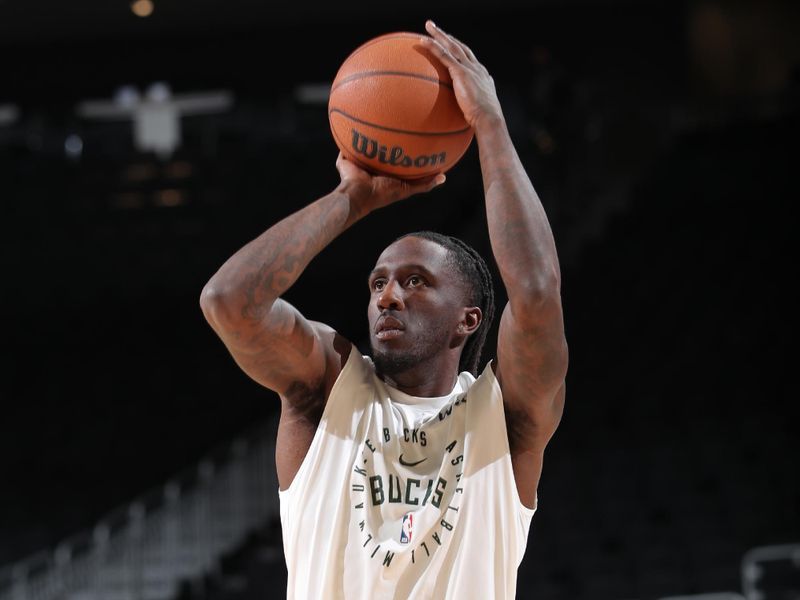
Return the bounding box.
[396,231,496,376]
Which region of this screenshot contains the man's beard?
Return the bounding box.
[369,320,451,377]
[371,345,430,376]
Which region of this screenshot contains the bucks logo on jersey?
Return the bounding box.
[349,391,469,570]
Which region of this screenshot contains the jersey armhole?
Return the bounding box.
[481,360,539,517]
[278,343,363,499]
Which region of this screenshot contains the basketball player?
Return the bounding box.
[201,21,567,599]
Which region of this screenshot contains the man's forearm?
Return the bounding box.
[202,182,367,324]
[476,115,561,307]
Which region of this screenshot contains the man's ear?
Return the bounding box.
[459,306,482,336]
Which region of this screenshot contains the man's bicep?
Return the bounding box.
[495,302,567,506]
[495,301,568,434]
[216,298,340,398]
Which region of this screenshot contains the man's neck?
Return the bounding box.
[377,355,460,397]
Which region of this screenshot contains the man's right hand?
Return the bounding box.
[336,152,446,217]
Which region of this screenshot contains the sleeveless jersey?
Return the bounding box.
[278,347,536,599]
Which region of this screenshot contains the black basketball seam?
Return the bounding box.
[331,71,453,93]
[330,125,448,180]
[329,109,472,137]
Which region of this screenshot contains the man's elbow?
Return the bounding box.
[512,269,562,314]
[199,281,239,331]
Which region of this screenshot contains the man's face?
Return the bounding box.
[367,236,468,376]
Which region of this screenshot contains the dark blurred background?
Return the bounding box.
[1,0,797,598]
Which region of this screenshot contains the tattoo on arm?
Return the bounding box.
[238,196,344,322]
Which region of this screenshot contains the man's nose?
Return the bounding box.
[377,280,405,311]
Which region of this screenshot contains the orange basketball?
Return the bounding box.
[328,32,474,180]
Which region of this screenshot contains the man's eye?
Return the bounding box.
[372,280,386,291]
[408,276,423,287]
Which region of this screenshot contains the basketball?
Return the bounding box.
[328,32,474,180]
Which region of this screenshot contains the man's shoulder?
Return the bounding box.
[463,359,501,398]
[328,344,379,394]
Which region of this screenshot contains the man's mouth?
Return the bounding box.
[375,315,405,340]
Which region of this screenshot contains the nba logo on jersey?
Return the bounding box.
[400,513,413,544]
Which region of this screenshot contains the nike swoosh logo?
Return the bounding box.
[398,454,427,467]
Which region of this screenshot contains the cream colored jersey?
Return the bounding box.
[279,346,536,599]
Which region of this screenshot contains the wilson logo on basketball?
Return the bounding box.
[351,129,447,169]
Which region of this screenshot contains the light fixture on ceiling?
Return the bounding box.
[131,0,154,18]
[77,84,234,160]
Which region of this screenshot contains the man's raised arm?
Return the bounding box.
[422,21,568,508]
[200,154,444,403]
